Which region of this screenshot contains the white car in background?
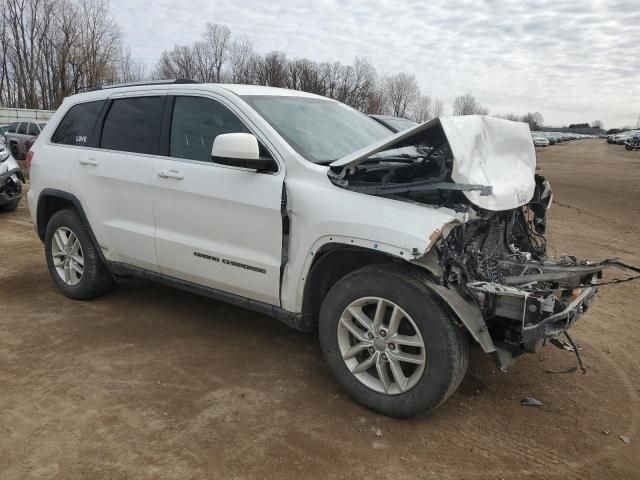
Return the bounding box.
[532,135,550,147]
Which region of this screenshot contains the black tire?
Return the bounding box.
[625,144,632,151]
[9,142,21,160]
[0,198,20,212]
[44,208,112,299]
[319,264,468,417]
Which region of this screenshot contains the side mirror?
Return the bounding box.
[212,133,274,171]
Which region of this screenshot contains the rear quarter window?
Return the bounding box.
[51,100,106,146]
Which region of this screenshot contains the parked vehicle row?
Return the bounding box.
[531,131,596,147]
[607,130,640,151]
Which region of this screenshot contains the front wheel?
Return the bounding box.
[625,144,633,151]
[319,264,468,417]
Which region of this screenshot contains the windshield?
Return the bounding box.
[241,95,391,164]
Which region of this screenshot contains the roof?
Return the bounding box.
[66,82,329,104]
[216,84,327,99]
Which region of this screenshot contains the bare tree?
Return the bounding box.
[117,46,145,83]
[431,98,444,117]
[153,45,198,80]
[229,35,254,83]
[496,112,521,121]
[521,112,544,130]
[254,51,287,87]
[410,94,432,123]
[1,0,129,109]
[385,72,418,117]
[452,93,489,116]
[366,83,387,115]
[202,23,231,82]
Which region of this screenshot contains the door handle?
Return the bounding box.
[157,169,184,180]
[79,158,99,166]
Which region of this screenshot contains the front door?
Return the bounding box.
[152,95,284,305]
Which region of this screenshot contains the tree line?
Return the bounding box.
[1,0,547,129]
[0,0,143,110]
[151,23,448,122]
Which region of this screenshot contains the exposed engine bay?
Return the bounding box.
[328,116,639,369]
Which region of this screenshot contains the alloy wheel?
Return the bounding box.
[51,226,84,286]
[336,297,426,395]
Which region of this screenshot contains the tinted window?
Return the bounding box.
[17,123,27,134]
[170,96,249,162]
[8,122,19,133]
[27,123,39,135]
[101,96,165,155]
[52,100,105,146]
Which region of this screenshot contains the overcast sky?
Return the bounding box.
[111,0,639,128]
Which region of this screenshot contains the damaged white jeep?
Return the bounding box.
[27,81,632,417]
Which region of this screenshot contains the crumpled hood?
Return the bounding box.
[330,115,537,211]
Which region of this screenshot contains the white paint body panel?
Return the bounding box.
[27,105,77,225]
[151,156,283,304]
[280,172,459,311]
[441,116,536,211]
[70,148,159,271]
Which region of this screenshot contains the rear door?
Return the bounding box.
[152,94,284,305]
[70,94,166,272]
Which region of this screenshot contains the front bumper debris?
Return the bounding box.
[0,167,24,206]
[467,281,597,344]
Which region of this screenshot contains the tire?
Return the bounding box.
[0,198,20,212]
[319,264,468,417]
[625,144,632,151]
[9,142,21,160]
[44,208,112,299]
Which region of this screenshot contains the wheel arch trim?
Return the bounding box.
[36,188,110,268]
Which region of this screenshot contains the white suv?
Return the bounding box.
[27,80,612,417]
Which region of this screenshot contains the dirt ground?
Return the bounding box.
[1,139,639,479]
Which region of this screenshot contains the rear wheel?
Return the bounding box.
[44,209,112,299]
[319,264,468,417]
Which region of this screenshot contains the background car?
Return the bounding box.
[0,143,24,212]
[532,135,550,147]
[369,114,418,133]
[4,120,46,160]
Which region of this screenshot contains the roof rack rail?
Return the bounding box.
[83,79,199,93]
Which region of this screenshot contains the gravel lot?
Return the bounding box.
[1,139,639,479]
